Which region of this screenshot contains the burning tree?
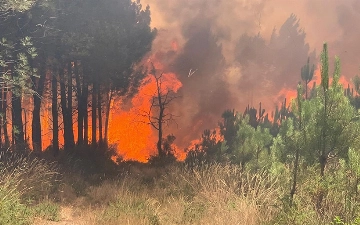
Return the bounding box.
[143,66,180,159]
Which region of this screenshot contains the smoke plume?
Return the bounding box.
[139,0,360,148]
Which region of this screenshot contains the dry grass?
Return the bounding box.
[0,151,60,199]
[52,163,280,225]
[3,152,353,225]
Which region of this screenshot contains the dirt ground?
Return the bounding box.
[33,206,91,225]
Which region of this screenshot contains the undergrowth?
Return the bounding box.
[1,148,360,225]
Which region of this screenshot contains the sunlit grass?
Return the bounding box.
[0,151,60,225]
[1,151,356,225]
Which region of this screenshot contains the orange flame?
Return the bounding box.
[108,58,183,162]
[275,65,351,109]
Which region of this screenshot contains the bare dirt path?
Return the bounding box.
[33,206,92,225]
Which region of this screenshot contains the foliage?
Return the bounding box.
[0,178,31,225]
[0,0,36,12]
[230,115,272,169]
[32,201,60,221]
[187,110,272,170]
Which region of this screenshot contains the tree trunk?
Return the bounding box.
[0,68,5,149]
[31,61,46,153]
[104,89,113,146]
[0,80,3,149]
[67,62,75,147]
[3,87,9,148]
[12,90,24,148]
[59,65,74,150]
[91,82,97,147]
[24,108,27,143]
[83,83,89,145]
[156,83,164,157]
[74,61,83,146]
[52,72,59,156]
[98,84,102,145]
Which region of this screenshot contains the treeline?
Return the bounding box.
[0,0,156,154]
[183,43,360,218]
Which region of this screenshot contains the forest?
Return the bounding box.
[1,0,360,224]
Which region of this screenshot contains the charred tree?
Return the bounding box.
[104,88,113,147]
[59,64,75,150]
[91,82,97,147]
[31,55,46,153]
[0,68,5,149]
[2,85,9,148]
[74,61,84,146]
[144,69,179,158]
[97,84,102,145]
[75,62,89,146]
[67,62,75,147]
[83,83,89,145]
[52,71,59,156]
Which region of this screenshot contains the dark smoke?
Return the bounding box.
[141,0,360,148]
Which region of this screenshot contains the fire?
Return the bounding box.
[107,57,183,162]
[186,127,223,153]
[275,88,297,108]
[275,65,352,110]
[173,145,187,161]
[311,65,351,89]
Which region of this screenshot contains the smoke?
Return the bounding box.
[139,0,360,148]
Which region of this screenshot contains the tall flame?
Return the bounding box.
[108,57,183,162]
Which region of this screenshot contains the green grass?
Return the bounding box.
[32,201,60,222]
[0,151,60,225]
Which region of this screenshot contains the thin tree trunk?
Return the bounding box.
[74,61,83,146]
[9,59,24,149]
[98,84,102,145]
[0,83,3,149]
[67,62,75,148]
[91,82,97,147]
[156,80,164,157]
[59,65,74,150]
[104,89,113,146]
[0,68,5,149]
[24,108,27,143]
[3,87,9,148]
[52,72,59,156]
[12,89,25,148]
[32,61,46,153]
[83,83,89,145]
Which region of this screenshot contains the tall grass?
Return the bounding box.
[81,163,281,225]
[0,150,60,225]
[2,149,354,225]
